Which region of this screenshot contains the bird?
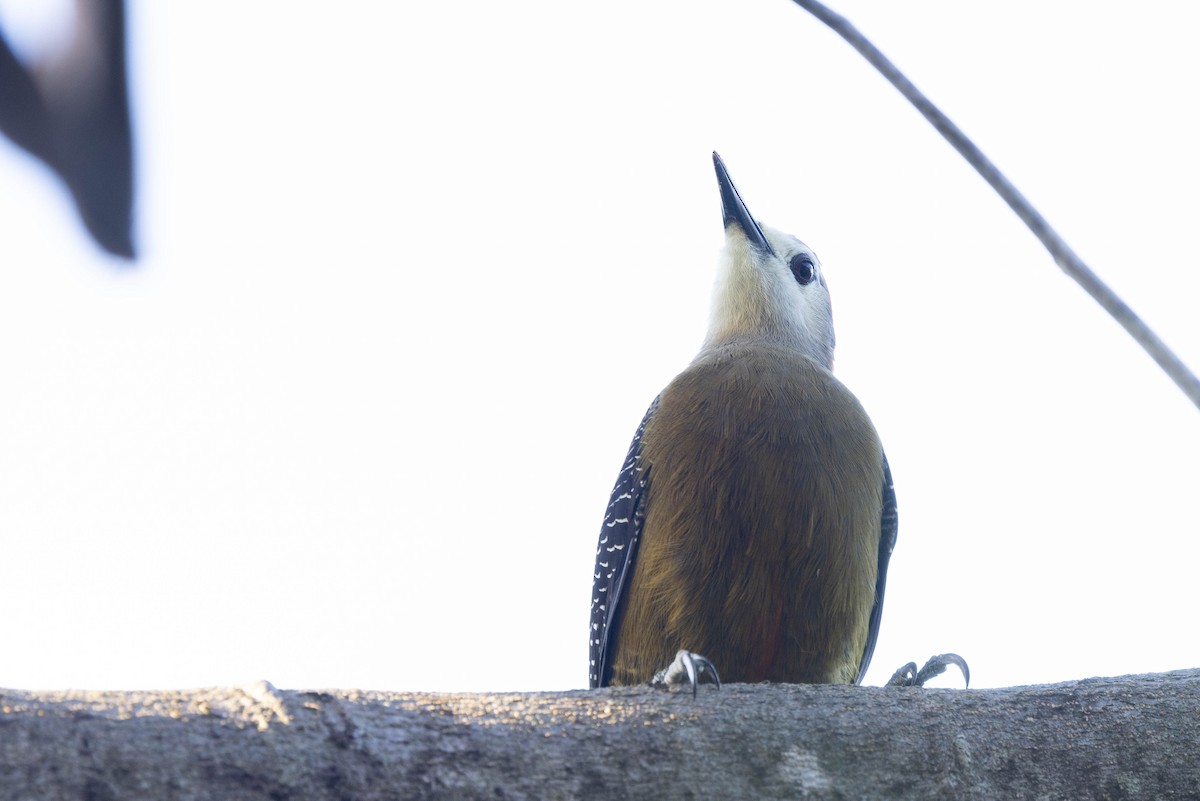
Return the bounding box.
[589,152,901,691]
[0,0,135,258]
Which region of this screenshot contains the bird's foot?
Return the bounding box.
[651,650,721,697]
[887,653,970,688]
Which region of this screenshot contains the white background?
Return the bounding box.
[0,1,1196,692]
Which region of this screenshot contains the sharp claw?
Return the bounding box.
[695,654,721,690]
[682,652,699,697]
[917,653,970,688]
[888,653,970,688]
[652,650,722,697]
[886,661,919,687]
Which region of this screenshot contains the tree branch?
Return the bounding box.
[2,671,1199,799]
[789,0,1200,411]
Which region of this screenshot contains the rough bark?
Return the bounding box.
[1,670,1198,800]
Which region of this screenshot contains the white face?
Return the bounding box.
[705,222,836,369]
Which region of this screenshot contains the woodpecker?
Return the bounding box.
[589,152,899,690]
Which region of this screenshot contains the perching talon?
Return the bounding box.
[887,653,970,688]
[651,650,722,697]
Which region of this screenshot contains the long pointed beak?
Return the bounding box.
[713,152,776,258]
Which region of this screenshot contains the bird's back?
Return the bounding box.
[606,341,885,685]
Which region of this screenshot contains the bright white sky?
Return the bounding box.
[0,1,1196,693]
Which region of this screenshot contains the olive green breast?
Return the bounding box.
[608,342,884,685]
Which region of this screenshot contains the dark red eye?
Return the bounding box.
[789,255,816,286]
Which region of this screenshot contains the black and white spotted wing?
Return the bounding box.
[855,449,898,685]
[588,398,658,688]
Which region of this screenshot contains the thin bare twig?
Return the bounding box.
[791,0,1200,411]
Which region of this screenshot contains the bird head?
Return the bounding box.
[704,152,835,370]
